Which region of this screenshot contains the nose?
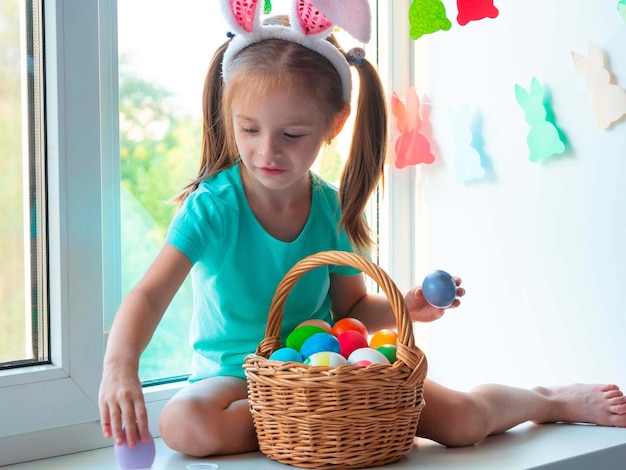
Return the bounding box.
[259,133,280,163]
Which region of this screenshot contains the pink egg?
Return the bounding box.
[347,347,391,365]
[337,330,369,358]
[352,359,373,367]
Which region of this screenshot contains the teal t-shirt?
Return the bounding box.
[166,164,359,381]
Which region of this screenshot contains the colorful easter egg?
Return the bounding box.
[304,351,348,367]
[422,270,457,308]
[369,329,398,349]
[268,347,303,362]
[347,347,390,365]
[300,332,341,360]
[331,317,368,338]
[114,430,156,470]
[337,330,369,358]
[352,359,373,367]
[297,319,332,333]
[286,325,327,352]
[376,344,397,363]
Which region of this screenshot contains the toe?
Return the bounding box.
[609,400,626,415]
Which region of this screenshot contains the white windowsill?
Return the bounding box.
[4,422,626,469]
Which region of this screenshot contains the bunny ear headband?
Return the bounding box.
[219,0,372,101]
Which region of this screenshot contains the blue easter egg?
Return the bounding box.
[300,332,340,360]
[268,347,303,362]
[422,270,457,308]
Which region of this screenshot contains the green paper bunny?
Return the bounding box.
[515,78,565,163]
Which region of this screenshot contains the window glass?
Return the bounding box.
[116,0,217,383]
[0,0,48,368]
[117,1,376,384]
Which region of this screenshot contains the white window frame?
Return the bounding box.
[0,1,110,464]
[0,1,415,465]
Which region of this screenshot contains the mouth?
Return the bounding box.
[260,167,286,176]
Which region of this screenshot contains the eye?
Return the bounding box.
[241,127,258,135]
[284,133,304,140]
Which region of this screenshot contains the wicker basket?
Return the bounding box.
[243,251,428,469]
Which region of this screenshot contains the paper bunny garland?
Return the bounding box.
[220,0,371,101]
[571,41,626,129]
[391,87,435,167]
[618,0,626,23]
[449,107,486,182]
[515,78,565,163]
[408,0,499,40]
[457,0,499,26]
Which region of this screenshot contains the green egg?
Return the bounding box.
[376,344,397,363]
[285,325,327,352]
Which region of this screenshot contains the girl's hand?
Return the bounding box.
[98,365,149,448]
[405,276,464,323]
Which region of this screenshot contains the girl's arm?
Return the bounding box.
[99,243,192,448]
[329,273,464,332]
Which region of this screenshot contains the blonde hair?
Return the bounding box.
[175,25,387,253]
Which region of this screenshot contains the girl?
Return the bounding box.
[99,3,626,458]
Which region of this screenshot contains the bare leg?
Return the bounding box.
[530,383,626,426]
[417,379,626,447]
[158,376,258,457]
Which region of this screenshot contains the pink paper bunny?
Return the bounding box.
[457,0,499,26]
[572,42,626,129]
[391,88,435,167]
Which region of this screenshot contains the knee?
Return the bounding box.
[158,398,222,457]
[435,394,493,447]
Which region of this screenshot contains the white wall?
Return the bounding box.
[409,1,626,390]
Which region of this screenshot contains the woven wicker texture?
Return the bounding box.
[244,251,428,469]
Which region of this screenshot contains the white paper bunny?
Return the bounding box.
[571,41,626,129]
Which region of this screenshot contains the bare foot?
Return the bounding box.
[532,384,626,427]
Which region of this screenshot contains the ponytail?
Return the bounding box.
[172,41,237,204]
[338,59,387,253]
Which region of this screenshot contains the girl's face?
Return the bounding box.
[231,86,329,193]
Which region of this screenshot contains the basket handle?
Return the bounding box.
[257,250,421,369]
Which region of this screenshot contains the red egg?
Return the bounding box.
[331,317,368,338]
[337,330,369,358]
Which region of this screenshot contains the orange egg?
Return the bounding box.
[331,317,368,338]
[369,329,398,349]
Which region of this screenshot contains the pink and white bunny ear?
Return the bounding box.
[220,0,264,34]
[291,0,371,42]
[220,0,372,102]
[291,0,335,39]
[310,0,372,42]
